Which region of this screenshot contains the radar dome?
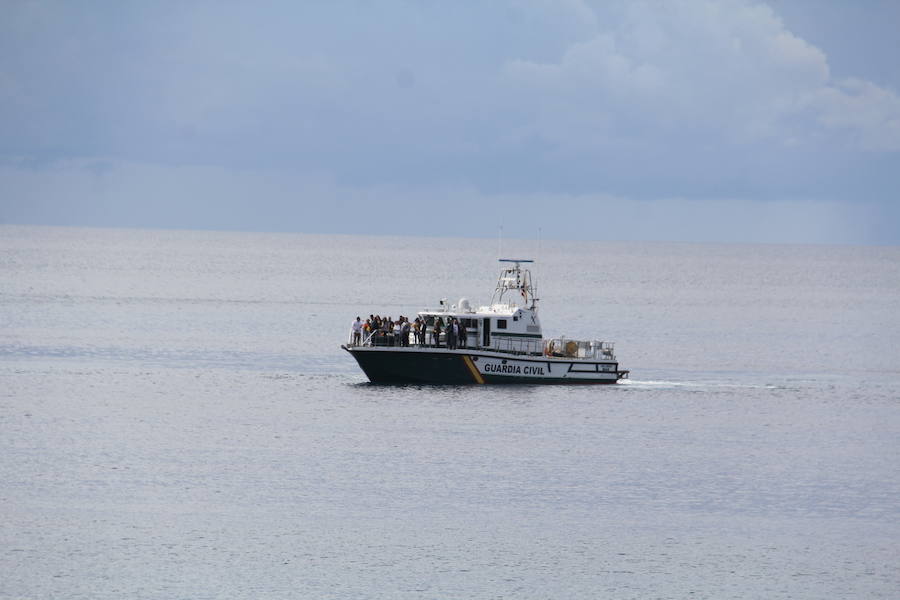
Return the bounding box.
[458,298,472,312]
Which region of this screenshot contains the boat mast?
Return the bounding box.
[491,259,538,310]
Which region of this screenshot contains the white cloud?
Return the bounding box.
[813,78,900,151]
[505,0,900,151]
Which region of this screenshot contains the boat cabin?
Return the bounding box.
[417,259,543,355]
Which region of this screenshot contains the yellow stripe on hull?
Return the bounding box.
[461,355,485,384]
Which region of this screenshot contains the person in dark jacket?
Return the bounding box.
[413,318,423,346]
[447,318,458,350]
[433,317,443,348]
[400,317,410,347]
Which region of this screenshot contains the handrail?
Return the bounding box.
[544,337,616,360]
[491,335,543,355]
[347,329,378,347]
[348,324,616,361]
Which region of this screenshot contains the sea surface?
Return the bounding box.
[2,225,899,599]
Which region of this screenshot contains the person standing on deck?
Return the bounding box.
[351,316,362,346]
[373,315,382,336]
[447,318,458,350]
[433,317,443,348]
[400,317,410,347]
[459,319,467,349]
[392,318,401,347]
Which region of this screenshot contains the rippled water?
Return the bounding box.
[2,225,899,598]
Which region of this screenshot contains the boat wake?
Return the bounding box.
[622,378,786,391]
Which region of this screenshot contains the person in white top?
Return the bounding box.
[351,316,362,345]
[392,319,402,346]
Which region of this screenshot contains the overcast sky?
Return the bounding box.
[2,0,898,244]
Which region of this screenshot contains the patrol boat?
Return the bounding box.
[342,259,629,384]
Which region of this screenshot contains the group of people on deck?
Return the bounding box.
[351,315,413,347]
[351,315,469,349]
[426,316,468,349]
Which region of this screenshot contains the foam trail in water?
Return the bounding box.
[624,378,782,390]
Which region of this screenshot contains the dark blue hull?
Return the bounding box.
[342,346,627,385]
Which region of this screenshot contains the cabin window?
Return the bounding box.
[513,316,518,321]
[496,319,508,329]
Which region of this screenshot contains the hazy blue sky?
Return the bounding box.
[2,0,898,243]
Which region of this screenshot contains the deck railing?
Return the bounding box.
[348,329,616,361]
[544,337,616,360]
[348,330,472,348]
[490,335,544,355]
[348,330,411,347]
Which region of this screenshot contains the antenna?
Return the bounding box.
[538,227,542,266]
